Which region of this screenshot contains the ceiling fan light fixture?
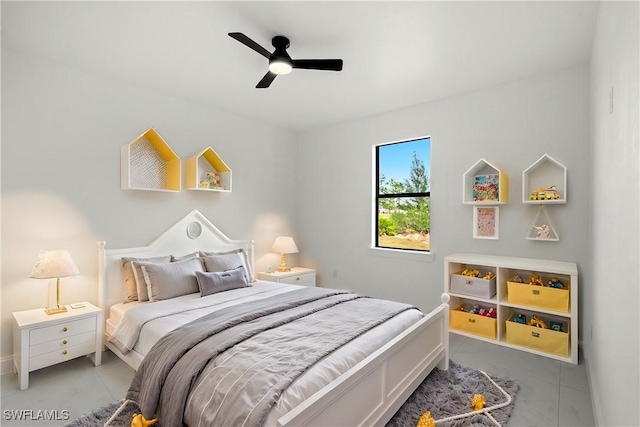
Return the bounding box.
[268,59,292,75]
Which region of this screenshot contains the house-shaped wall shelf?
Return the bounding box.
[463,158,508,204]
[523,154,567,204]
[185,147,232,192]
[526,204,559,241]
[121,128,181,192]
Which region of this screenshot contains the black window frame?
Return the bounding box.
[375,137,431,252]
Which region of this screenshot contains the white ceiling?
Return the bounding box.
[2,1,599,133]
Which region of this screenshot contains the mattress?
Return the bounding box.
[107,281,423,425]
[107,300,145,335]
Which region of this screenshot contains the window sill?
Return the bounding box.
[368,247,435,263]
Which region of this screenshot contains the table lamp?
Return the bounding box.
[271,236,298,272]
[30,250,80,315]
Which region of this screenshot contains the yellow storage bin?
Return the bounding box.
[450,305,497,339]
[506,314,569,356]
[507,281,569,313]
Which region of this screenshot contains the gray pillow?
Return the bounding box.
[201,249,253,282]
[171,252,200,262]
[121,255,171,303]
[137,257,204,302]
[196,267,249,297]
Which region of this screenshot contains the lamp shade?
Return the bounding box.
[30,250,80,279]
[271,236,298,254]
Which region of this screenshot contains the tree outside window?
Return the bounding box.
[376,138,430,251]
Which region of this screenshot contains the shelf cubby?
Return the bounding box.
[185,147,232,192]
[121,128,181,192]
[523,154,567,204]
[462,158,508,204]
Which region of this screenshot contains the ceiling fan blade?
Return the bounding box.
[292,59,343,71]
[256,71,277,88]
[228,32,271,59]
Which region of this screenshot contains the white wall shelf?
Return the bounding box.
[121,128,181,192]
[463,158,508,204]
[523,154,567,204]
[526,205,559,241]
[445,253,578,364]
[185,147,232,192]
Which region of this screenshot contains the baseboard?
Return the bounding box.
[1,355,14,375]
[582,345,603,426]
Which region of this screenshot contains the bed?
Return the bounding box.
[98,209,450,426]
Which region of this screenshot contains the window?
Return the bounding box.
[375,137,431,252]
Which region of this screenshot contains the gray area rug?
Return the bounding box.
[65,362,518,426]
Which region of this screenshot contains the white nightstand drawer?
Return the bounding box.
[279,272,315,286]
[30,331,96,357]
[29,340,97,371]
[30,317,96,345]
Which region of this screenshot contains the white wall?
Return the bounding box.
[298,66,590,321]
[587,1,640,425]
[1,49,300,361]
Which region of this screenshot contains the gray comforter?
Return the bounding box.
[127,287,417,427]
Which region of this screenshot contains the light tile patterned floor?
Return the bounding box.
[0,336,595,426]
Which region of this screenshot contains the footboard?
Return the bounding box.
[278,294,450,427]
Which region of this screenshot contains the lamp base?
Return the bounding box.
[44,306,67,315]
[277,266,292,272]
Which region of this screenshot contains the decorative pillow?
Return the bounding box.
[138,256,204,302]
[171,252,200,262]
[200,249,253,282]
[196,267,249,297]
[121,255,171,303]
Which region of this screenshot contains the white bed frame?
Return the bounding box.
[98,209,450,427]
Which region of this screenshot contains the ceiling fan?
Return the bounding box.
[228,32,343,88]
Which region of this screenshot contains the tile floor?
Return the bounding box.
[0,335,595,426]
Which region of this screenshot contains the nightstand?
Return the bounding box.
[12,302,103,390]
[258,267,316,287]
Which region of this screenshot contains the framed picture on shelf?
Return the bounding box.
[473,174,499,202]
[473,206,499,239]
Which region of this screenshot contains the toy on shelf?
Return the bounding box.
[462,303,496,318]
[529,315,547,328]
[546,278,564,288]
[529,273,544,286]
[512,314,527,324]
[534,224,551,239]
[550,321,564,332]
[203,171,222,189]
[461,269,480,277]
[510,275,524,283]
[529,185,560,201]
[199,171,222,189]
[483,271,495,280]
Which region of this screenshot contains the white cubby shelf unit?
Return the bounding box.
[445,253,578,364]
[121,128,181,192]
[522,154,567,204]
[463,159,508,204]
[185,147,232,192]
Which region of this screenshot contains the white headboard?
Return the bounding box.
[97,209,254,320]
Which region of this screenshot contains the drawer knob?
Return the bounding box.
[62,350,68,355]
[296,277,300,281]
[62,340,68,345]
[63,327,68,332]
